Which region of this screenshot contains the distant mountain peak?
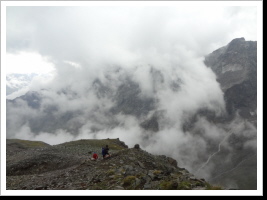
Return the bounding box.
[230,37,245,42]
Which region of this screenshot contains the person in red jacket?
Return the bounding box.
[91,152,98,161]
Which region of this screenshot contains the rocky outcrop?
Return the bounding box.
[204,38,256,91]
[200,38,257,190]
[6,139,220,190]
[204,37,257,124]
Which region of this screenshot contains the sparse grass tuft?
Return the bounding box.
[177,181,191,190]
[153,170,162,175]
[107,169,115,176]
[206,183,222,190]
[8,139,50,148]
[123,176,136,187]
[159,180,178,190]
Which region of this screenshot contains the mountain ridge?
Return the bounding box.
[6,138,222,190]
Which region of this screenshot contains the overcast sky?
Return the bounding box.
[5,3,258,76]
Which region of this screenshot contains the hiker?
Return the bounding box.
[102,145,111,159]
[91,152,98,161]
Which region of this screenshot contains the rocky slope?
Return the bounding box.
[6,138,220,190]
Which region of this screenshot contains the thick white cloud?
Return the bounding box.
[5,5,257,100]
[6,6,257,64]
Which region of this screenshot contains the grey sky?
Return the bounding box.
[6,5,257,72]
[5,4,259,102]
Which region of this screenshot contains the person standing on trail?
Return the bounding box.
[102,145,111,159]
[91,152,98,161]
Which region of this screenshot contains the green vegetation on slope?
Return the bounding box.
[7,139,50,149]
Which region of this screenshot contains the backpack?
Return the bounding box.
[102,147,106,155]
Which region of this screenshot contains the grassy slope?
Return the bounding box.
[7,139,51,149]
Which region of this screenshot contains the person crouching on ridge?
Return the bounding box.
[102,145,111,159]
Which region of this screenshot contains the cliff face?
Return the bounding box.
[6,139,219,190]
[204,37,257,125]
[201,38,257,190]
